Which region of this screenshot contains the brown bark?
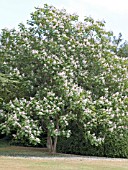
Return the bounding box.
[47,134,51,151]
[46,117,59,154]
[53,135,58,153]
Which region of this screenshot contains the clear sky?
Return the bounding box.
[0,0,128,40]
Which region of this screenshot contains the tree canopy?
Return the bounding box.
[0,4,128,153]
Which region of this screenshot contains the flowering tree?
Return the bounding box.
[0,4,127,153]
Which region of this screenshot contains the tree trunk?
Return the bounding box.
[47,117,59,154]
[47,134,51,151]
[52,136,58,153]
[47,135,58,153]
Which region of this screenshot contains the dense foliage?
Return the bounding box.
[0,4,128,155]
[57,121,128,158]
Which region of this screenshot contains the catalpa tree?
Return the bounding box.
[0,4,127,153]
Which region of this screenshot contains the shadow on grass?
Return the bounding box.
[0,139,75,158]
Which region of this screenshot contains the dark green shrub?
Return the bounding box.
[104,131,128,158]
[57,123,128,158]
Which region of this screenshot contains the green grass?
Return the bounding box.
[0,139,128,170]
[0,156,128,170]
[0,139,74,157]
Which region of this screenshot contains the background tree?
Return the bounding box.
[112,33,128,58]
[118,41,128,58]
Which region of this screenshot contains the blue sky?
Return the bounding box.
[0,0,128,40]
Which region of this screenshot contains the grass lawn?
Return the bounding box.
[0,139,128,170]
[0,156,128,170]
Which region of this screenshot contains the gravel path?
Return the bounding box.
[2,155,128,161]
